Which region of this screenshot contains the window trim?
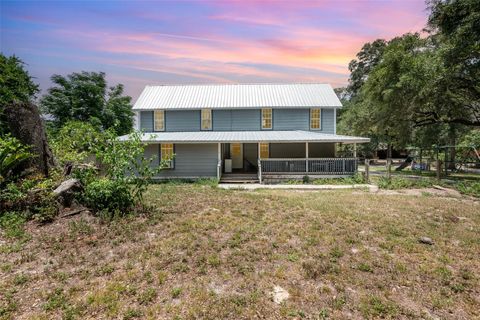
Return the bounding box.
[160,143,175,169]
[259,143,269,159]
[261,108,273,130]
[201,109,212,131]
[310,108,322,130]
[153,110,165,132]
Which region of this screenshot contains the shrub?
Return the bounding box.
[0,134,32,185]
[95,130,164,205]
[0,211,27,239]
[456,181,480,197]
[0,177,59,223]
[83,179,134,215]
[377,176,434,189]
[50,121,105,165]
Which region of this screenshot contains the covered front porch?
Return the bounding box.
[217,141,360,182]
[119,130,370,183]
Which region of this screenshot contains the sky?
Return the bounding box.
[1,0,428,100]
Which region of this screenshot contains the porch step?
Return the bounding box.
[220,173,259,184]
[220,179,260,184]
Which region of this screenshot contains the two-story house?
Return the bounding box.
[120,83,369,182]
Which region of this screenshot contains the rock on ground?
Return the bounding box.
[419,237,434,245]
[271,285,289,304]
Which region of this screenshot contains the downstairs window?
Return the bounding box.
[160,143,174,168]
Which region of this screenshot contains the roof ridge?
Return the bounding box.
[145,83,331,87]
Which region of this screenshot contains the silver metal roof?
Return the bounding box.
[119,131,369,144]
[133,83,342,110]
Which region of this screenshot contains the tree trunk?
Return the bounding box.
[447,125,457,170]
[386,142,392,178]
[4,102,56,176]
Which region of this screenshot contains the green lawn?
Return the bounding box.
[1,184,479,319]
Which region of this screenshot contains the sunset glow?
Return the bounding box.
[1,0,428,100]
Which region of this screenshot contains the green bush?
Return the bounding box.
[377,176,434,189]
[83,179,134,215]
[0,211,27,239]
[456,181,480,197]
[71,166,98,186]
[50,121,105,165]
[0,135,32,185]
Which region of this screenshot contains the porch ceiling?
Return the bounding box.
[119,131,370,144]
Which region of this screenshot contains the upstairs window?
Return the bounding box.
[310,108,321,130]
[262,108,272,129]
[201,109,212,130]
[161,143,174,168]
[154,110,165,131]
[259,143,269,159]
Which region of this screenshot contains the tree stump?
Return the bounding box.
[4,101,56,176]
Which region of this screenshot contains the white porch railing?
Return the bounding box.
[260,158,358,175]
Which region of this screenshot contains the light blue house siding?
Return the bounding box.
[165,110,201,131]
[140,108,335,133]
[320,109,335,134]
[213,109,261,131]
[144,143,217,178]
[273,109,310,131]
[140,111,154,132]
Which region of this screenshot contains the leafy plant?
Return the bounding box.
[0,211,27,239]
[83,178,134,215]
[456,181,480,198]
[377,176,434,189]
[94,130,166,206]
[50,121,105,165]
[0,135,32,185]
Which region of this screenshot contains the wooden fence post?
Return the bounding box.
[435,147,441,181]
[386,158,392,179]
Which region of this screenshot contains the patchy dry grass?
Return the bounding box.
[1,184,479,319]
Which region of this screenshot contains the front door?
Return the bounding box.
[230,143,243,169]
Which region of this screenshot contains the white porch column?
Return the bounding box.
[257,142,262,183]
[217,143,221,179]
[305,142,309,173]
[353,143,357,158]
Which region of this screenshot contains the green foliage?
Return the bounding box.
[171,287,182,299]
[346,39,387,98]
[1,173,61,223]
[0,211,27,239]
[83,178,134,215]
[377,176,434,190]
[456,181,480,197]
[340,1,480,154]
[194,178,219,187]
[40,71,134,135]
[0,135,32,185]
[0,54,39,134]
[360,295,398,318]
[459,129,480,149]
[50,121,105,165]
[0,182,26,203]
[427,0,480,126]
[94,130,165,205]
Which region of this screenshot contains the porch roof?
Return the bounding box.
[119,131,370,144]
